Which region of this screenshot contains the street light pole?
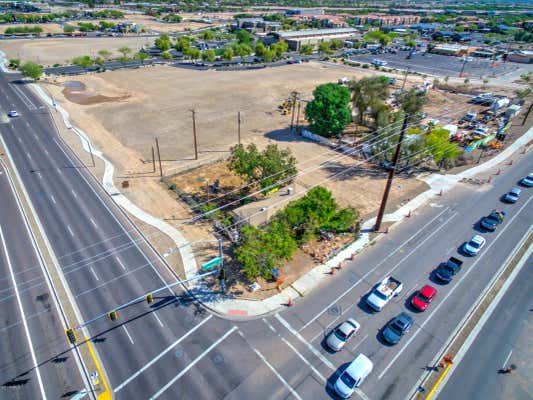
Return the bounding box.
[374,114,410,232]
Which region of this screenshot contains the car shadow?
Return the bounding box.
[457,245,472,257]
[357,296,376,315]
[472,220,487,234]
[429,269,449,286]
[320,336,337,355]
[376,323,395,347]
[404,292,420,312]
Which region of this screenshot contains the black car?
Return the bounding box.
[435,257,463,283]
[480,211,504,232]
[382,313,414,344]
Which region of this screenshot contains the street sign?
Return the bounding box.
[201,256,222,271]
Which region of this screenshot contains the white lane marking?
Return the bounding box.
[9,82,37,110]
[377,197,532,380]
[115,315,213,392]
[57,168,63,175]
[354,388,371,400]
[89,266,99,281]
[36,171,42,179]
[252,347,303,400]
[502,350,513,369]
[17,137,22,143]
[122,325,135,344]
[26,152,32,159]
[351,333,369,352]
[150,326,238,399]
[262,318,277,333]
[71,189,77,198]
[75,263,149,298]
[300,207,451,331]
[32,132,38,139]
[50,195,57,205]
[67,225,75,237]
[115,256,126,271]
[90,218,98,228]
[43,149,49,155]
[153,312,164,327]
[280,336,326,383]
[275,314,335,371]
[0,227,47,399]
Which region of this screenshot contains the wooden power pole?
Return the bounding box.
[151,146,155,173]
[190,109,198,160]
[155,137,163,177]
[238,111,241,145]
[374,114,410,232]
[295,100,301,134]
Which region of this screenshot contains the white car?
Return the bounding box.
[8,110,19,117]
[520,173,533,188]
[334,354,373,398]
[463,235,486,256]
[326,319,360,352]
[503,187,521,203]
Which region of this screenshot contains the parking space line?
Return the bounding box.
[71,189,77,198]
[262,318,277,333]
[50,195,57,205]
[67,225,75,237]
[26,152,32,159]
[276,314,335,371]
[252,347,303,400]
[122,325,135,344]
[90,218,98,228]
[502,349,513,369]
[351,333,369,352]
[115,315,212,392]
[377,196,532,380]
[153,312,164,328]
[280,336,327,383]
[299,207,451,331]
[89,266,99,281]
[116,256,127,271]
[150,326,238,399]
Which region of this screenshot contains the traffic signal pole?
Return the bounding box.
[374,114,410,232]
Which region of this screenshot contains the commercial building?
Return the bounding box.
[431,44,470,56]
[271,27,358,50]
[351,14,420,27]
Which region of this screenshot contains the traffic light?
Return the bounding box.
[146,293,154,304]
[108,310,119,321]
[65,328,78,344]
[218,268,226,282]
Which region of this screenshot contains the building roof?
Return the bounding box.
[276,27,357,39]
[434,44,469,51]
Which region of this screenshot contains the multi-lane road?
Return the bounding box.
[0,68,531,400]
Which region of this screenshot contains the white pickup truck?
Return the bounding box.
[366,276,403,311]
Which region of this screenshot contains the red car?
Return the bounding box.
[411,285,438,311]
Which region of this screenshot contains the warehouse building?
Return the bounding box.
[270,27,358,50]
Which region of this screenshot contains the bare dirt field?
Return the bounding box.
[0,36,155,65]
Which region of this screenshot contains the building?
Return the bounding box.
[285,8,324,16]
[288,14,348,29]
[431,44,470,56]
[507,50,533,64]
[351,14,420,27]
[271,27,358,50]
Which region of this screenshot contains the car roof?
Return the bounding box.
[510,187,521,194]
[345,354,373,378]
[420,285,437,297]
[396,312,413,324]
[471,235,484,243]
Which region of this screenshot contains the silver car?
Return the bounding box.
[326,318,360,352]
[503,187,521,203]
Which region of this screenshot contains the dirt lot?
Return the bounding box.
[0,36,155,65]
[36,61,498,297]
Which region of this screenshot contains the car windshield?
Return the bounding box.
[390,321,403,335]
[373,290,388,300]
[340,372,357,388]
[335,328,348,341]
[469,240,480,248]
[417,293,430,302]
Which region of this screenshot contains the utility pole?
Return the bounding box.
[237,111,241,145]
[522,103,532,126]
[374,114,410,232]
[151,146,155,173]
[295,100,301,134]
[290,92,298,132]
[155,137,163,177]
[459,59,467,78]
[190,109,198,160]
[401,68,409,90]
[86,138,95,167]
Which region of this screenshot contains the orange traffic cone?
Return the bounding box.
[287,297,293,307]
[337,262,342,270]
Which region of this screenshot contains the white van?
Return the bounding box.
[334,354,373,398]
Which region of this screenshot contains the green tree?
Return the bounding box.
[236,29,251,44]
[254,41,266,57]
[155,35,171,51]
[397,89,427,116]
[318,40,333,55]
[94,56,105,66]
[305,83,352,137]
[299,43,314,55]
[262,48,275,62]
[117,46,131,59]
[63,25,75,34]
[98,49,112,60]
[175,36,191,52]
[350,76,390,125]
[19,61,43,80]
[199,30,215,40]
[234,43,252,60]
[8,58,20,69]
[270,41,288,58]
[424,127,462,167]
[134,51,149,64]
[202,49,216,62]
[161,51,172,60]
[72,55,94,67]
[222,47,233,61]
[227,143,297,190]
[185,47,201,60]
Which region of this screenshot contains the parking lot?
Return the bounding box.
[351,50,519,78]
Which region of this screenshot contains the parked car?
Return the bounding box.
[480,211,505,231]
[435,257,463,283]
[382,313,414,344]
[8,110,18,117]
[460,112,477,123]
[334,354,373,398]
[366,276,403,311]
[372,59,388,66]
[411,285,438,311]
[463,234,486,256]
[503,187,521,203]
[326,319,360,352]
[520,173,533,187]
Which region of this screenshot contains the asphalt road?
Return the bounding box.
[0,161,85,399]
[351,50,521,78]
[438,253,532,400]
[0,68,531,400]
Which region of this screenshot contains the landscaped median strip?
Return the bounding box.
[412,232,532,399]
